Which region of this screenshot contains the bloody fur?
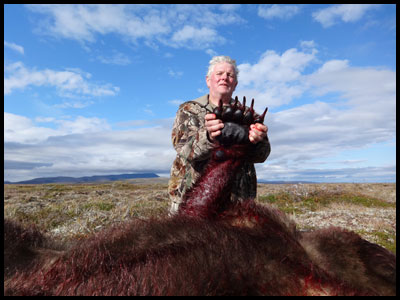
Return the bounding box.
[4,100,396,296]
[4,147,396,296]
[179,145,246,218]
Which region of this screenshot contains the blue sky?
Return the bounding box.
[4,4,396,183]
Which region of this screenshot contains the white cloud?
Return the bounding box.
[236,47,317,109]
[306,60,396,112]
[262,62,396,169]
[4,61,119,97]
[25,4,243,51]
[4,113,59,144]
[171,26,224,49]
[96,51,131,65]
[233,44,395,182]
[4,41,25,54]
[205,49,218,57]
[312,4,380,28]
[54,116,111,134]
[299,40,316,50]
[54,100,95,109]
[35,116,56,123]
[168,69,183,78]
[258,4,301,20]
[256,163,395,183]
[4,51,396,184]
[168,99,184,106]
[238,48,317,87]
[5,108,394,183]
[219,4,240,13]
[4,112,111,144]
[4,112,175,182]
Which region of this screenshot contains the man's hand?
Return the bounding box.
[205,113,224,141]
[249,123,268,144]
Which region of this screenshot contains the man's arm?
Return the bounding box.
[247,135,271,164]
[172,103,216,162]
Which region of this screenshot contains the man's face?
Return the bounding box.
[206,62,238,98]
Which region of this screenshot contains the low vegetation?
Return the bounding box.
[3,181,396,253]
[257,183,396,253]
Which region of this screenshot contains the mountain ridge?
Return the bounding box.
[4,173,160,184]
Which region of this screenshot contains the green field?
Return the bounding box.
[4,181,396,253]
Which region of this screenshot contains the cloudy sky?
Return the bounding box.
[4,4,396,183]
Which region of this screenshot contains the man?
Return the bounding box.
[168,56,271,215]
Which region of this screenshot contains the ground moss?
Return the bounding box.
[258,192,395,214]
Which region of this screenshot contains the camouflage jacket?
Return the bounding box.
[168,94,271,213]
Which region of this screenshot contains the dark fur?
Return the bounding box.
[4,105,396,295]
[4,219,44,278]
[4,199,396,296]
[4,219,64,278]
[179,146,246,218]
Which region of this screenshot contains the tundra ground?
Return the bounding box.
[3,181,396,253]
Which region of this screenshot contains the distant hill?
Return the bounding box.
[4,173,159,184]
[4,176,318,185]
[258,180,316,184]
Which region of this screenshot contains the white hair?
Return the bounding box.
[206,55,239,78]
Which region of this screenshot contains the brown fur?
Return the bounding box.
[3,200,396,295]
[300,227,396,296]
[3,145,396,295]
[4,219,64,278]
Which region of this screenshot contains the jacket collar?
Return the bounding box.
[192,94,236,112]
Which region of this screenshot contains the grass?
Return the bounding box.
[12,205,73,230]
[82,201,115,211]
[4,181,396,253]
[4,181,170,241]
[256,186,396,254]
[355,229,396,254]
[257,191,395,213]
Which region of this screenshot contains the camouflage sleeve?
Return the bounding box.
[171,102,216,162]
[247,135,271,164]
[245,108,271,164]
